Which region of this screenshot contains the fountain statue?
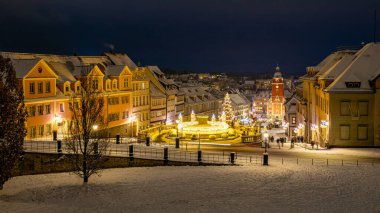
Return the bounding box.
[176,111,230,140]
[191,110,196,122]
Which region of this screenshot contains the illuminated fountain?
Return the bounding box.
[176,111,233,140]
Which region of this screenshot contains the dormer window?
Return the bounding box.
[124,78,129,88]
[112,80,117,90]
[345,82,361,88]
[92,79,99,90]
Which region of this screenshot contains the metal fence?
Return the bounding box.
[23,140,379,167]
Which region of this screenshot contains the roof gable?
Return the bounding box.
[89,65,105,77]
[23,59,58,79]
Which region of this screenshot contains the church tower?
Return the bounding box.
[267,65,285,120]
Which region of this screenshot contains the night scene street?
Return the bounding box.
[1,0,380,212]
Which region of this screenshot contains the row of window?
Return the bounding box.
[105,78,130,90]
[29,82,51,94]
[152,99,166,107]
[108,113,120,122]
[139,112,150,122]
[108,111,131,122]
[107,96,130,105]
[151,110,166,118]
[316,94,329,114]
[29,124,52,138]
[133,82,148,91]
[340,101,368,116]
[340,124,368,140]
[133,95,149,107]
[28,103,65,116]
[28,104,51,116]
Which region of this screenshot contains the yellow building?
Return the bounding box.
[1,52,153,139]
[297,43,380,147]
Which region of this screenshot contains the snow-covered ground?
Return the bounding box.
[1,164,380,213]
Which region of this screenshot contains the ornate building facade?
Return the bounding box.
[267,66,285,120]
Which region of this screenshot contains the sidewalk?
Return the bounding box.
[295,142,328,150]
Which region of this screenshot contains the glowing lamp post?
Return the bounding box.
[198,130,201,150]
[129,115,138,137]
[320,120,329,147]
[263,132,269,153]
[263,132,269,165]
[53,115,63,140]
[175,119,179,137]
[92,124,98,131]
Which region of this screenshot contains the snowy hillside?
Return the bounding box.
[1,164,380,212]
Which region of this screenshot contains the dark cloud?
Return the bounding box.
[0,0,379,75]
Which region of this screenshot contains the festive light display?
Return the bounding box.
[222,93,234,122]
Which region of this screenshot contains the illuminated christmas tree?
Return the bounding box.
[223,93,233,123]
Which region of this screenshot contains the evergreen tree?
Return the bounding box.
[0,56,27,189]
[222,93,234,123]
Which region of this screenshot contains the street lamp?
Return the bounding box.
[129,115,137,137]
[263,132,269,153]
[92,124,98,131]
[198,130,201,150]
[53,115,63,140]
[175,119,179,137]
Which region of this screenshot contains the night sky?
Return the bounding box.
[1,0,379,76]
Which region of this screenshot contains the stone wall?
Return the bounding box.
[13,152,220,176]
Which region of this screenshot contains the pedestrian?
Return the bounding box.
[311,141,315,149]
[280,138,284,147]
[277,139,281,149]
[301,136,304,143]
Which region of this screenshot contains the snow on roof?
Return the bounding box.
[10,59,40,78]
[150,83,166,98]
[47,62,76,83]
[326,43,380,93]
[319,54,356,80]
[301,50,357,80]
[104,53,137,70]
[106,65,125,76]
[229,93,250,106]
[147,66,164,76]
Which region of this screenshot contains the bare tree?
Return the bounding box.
[0,56,27,189]
[65,79,109,183]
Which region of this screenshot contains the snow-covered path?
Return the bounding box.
[1,164,380,213]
